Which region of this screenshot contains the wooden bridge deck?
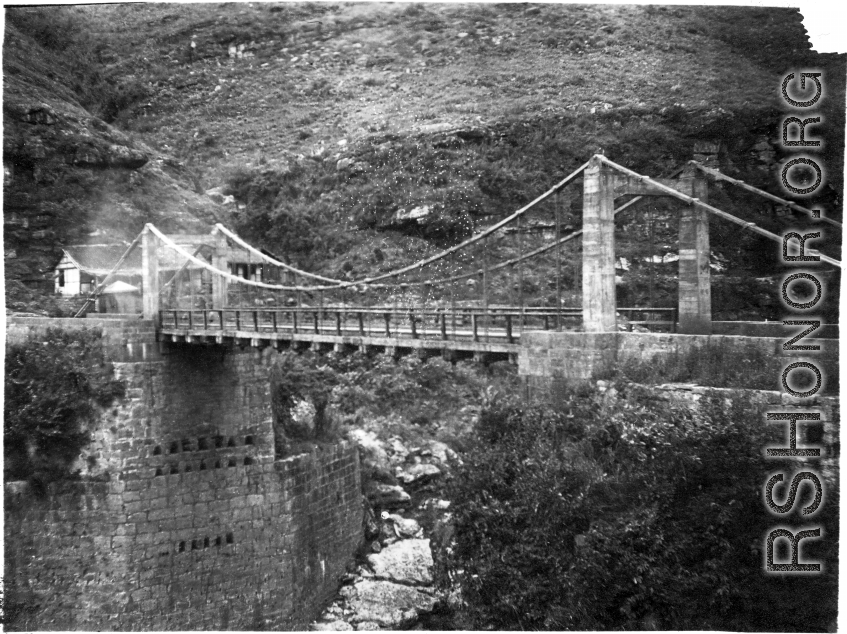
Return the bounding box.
[157,306,677,358]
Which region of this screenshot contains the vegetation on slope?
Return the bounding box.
[4,328,126,489]
[4,4,844,320]
[444,386,838,631]
[269,348,519,457]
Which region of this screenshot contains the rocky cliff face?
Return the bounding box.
[3,14,224,312]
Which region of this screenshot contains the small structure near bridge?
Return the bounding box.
[54,244,141,296]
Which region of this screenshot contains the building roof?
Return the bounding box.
[61,243,214,276]
[62,245,143,276]
[59,239,262,277]
[103,280,140,294]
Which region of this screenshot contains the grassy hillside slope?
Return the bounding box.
[4,3,844,319]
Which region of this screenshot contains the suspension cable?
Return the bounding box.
[598,155,841,268]
[691,161,842,228]
[213,161,591,288]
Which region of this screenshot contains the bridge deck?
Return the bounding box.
[157,306,676,355]
[159,326,523,355]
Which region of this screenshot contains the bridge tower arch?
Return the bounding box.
[581,156,712,334]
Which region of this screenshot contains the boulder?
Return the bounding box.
[348,429,392,480]
[367,483,411,508]
[366,539,433,585]
[418,122,454,134]
[396,462,441,485]
[106,144,149,169]
[346,579,437,627]
[392,205,432,224]
[25,104,59,125]
[382,512,422,539]
[387,437,409,463]
[419,439,458,467]
[205,186,235,205]
[354,622,381,630]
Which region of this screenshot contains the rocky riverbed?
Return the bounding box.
[309,430,459,630]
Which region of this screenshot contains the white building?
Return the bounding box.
[54,244,142,296]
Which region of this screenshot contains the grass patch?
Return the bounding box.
[616,339,839,395]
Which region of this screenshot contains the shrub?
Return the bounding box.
[445,385,838,631]
[4,328,126,488]
[270,350,342,456]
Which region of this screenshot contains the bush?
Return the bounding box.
[445,385,838,631]
[4,328,126,488]
[270,350,342,456]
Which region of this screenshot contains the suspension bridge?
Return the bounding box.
[76,155,841,362]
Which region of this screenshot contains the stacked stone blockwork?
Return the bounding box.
[4,317,363,630]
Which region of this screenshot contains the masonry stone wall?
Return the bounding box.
[520,329,839,487]
[4,319,363,631]
[521,331,839,399]
[5,316,161,362]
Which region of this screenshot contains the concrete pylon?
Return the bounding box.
[212,231,229,309]
[677,165,711,334]
[141,224,160,323]
[582,155,617,332]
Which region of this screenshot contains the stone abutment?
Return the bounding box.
[4,317,363,630]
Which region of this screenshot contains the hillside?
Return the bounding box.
[3,3,844,318]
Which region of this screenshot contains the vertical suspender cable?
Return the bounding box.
[483,236,489,342]
[648,204,655,310]
[296,271,301,309]
[189,267,195,314]
[518,206,524,331]
[450,250,456,338]
[555,190,562,330]
[420,266,426,339]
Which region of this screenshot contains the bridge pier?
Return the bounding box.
[141,225,160,323]
[677,165,712,334]
[581,156,617,333]
[212,231,228,309]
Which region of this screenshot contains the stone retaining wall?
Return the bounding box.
[4,320,363,630]
[5,316,160,362]
[520,331,839,398]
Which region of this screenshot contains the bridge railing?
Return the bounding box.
[617,307,678,333]
[159,306,582,344]
[158,305,677,341]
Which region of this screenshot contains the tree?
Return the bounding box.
[4,328,125,488]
